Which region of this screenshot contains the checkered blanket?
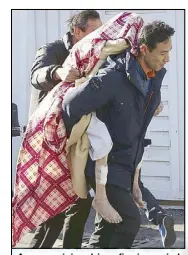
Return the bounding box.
[12,11,143,246]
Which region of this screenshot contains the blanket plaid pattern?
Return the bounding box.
[12,11,143,246]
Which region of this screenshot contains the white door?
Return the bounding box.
[102,10,183,200]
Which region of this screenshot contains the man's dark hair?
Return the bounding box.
[138,21,175,51]
[67,10,100,34]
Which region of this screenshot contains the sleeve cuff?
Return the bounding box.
[49,65,62,81]
[86,113,113,161]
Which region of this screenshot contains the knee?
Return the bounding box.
[120,211,141,236]
[132,211,141,234]
[129,211,141,235]
[109,212,141,248]
[78,194,92,212]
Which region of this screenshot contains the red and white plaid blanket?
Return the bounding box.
[12,12,143,246]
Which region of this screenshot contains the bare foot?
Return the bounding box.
[92,197,122,224]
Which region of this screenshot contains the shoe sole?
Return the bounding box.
[163,216,176,248]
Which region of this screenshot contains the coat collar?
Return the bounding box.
[63,32,73,51]
[124,50,166,95]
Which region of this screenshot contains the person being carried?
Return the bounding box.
[28,10,103,248]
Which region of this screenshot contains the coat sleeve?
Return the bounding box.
[62,69,120,133]
[30,42,68,91]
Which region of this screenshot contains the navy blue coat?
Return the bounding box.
[62,50,166,190]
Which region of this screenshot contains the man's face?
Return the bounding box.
[141,37,172,71]
[75,18,102,41]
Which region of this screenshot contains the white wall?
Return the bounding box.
[12,11,30,186]
[175,10,185,197]
[12,10,73,187]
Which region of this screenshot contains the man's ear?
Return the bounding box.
[139,44,148,56]
[74,26,80,36]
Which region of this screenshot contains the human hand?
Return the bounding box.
[132,183,145,208]
[54,66,80,83]
[154,102,164,116]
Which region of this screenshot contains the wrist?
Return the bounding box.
[53,69,61,81]
[50,65,62,81]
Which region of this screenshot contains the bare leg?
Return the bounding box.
[92,157,122,223]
